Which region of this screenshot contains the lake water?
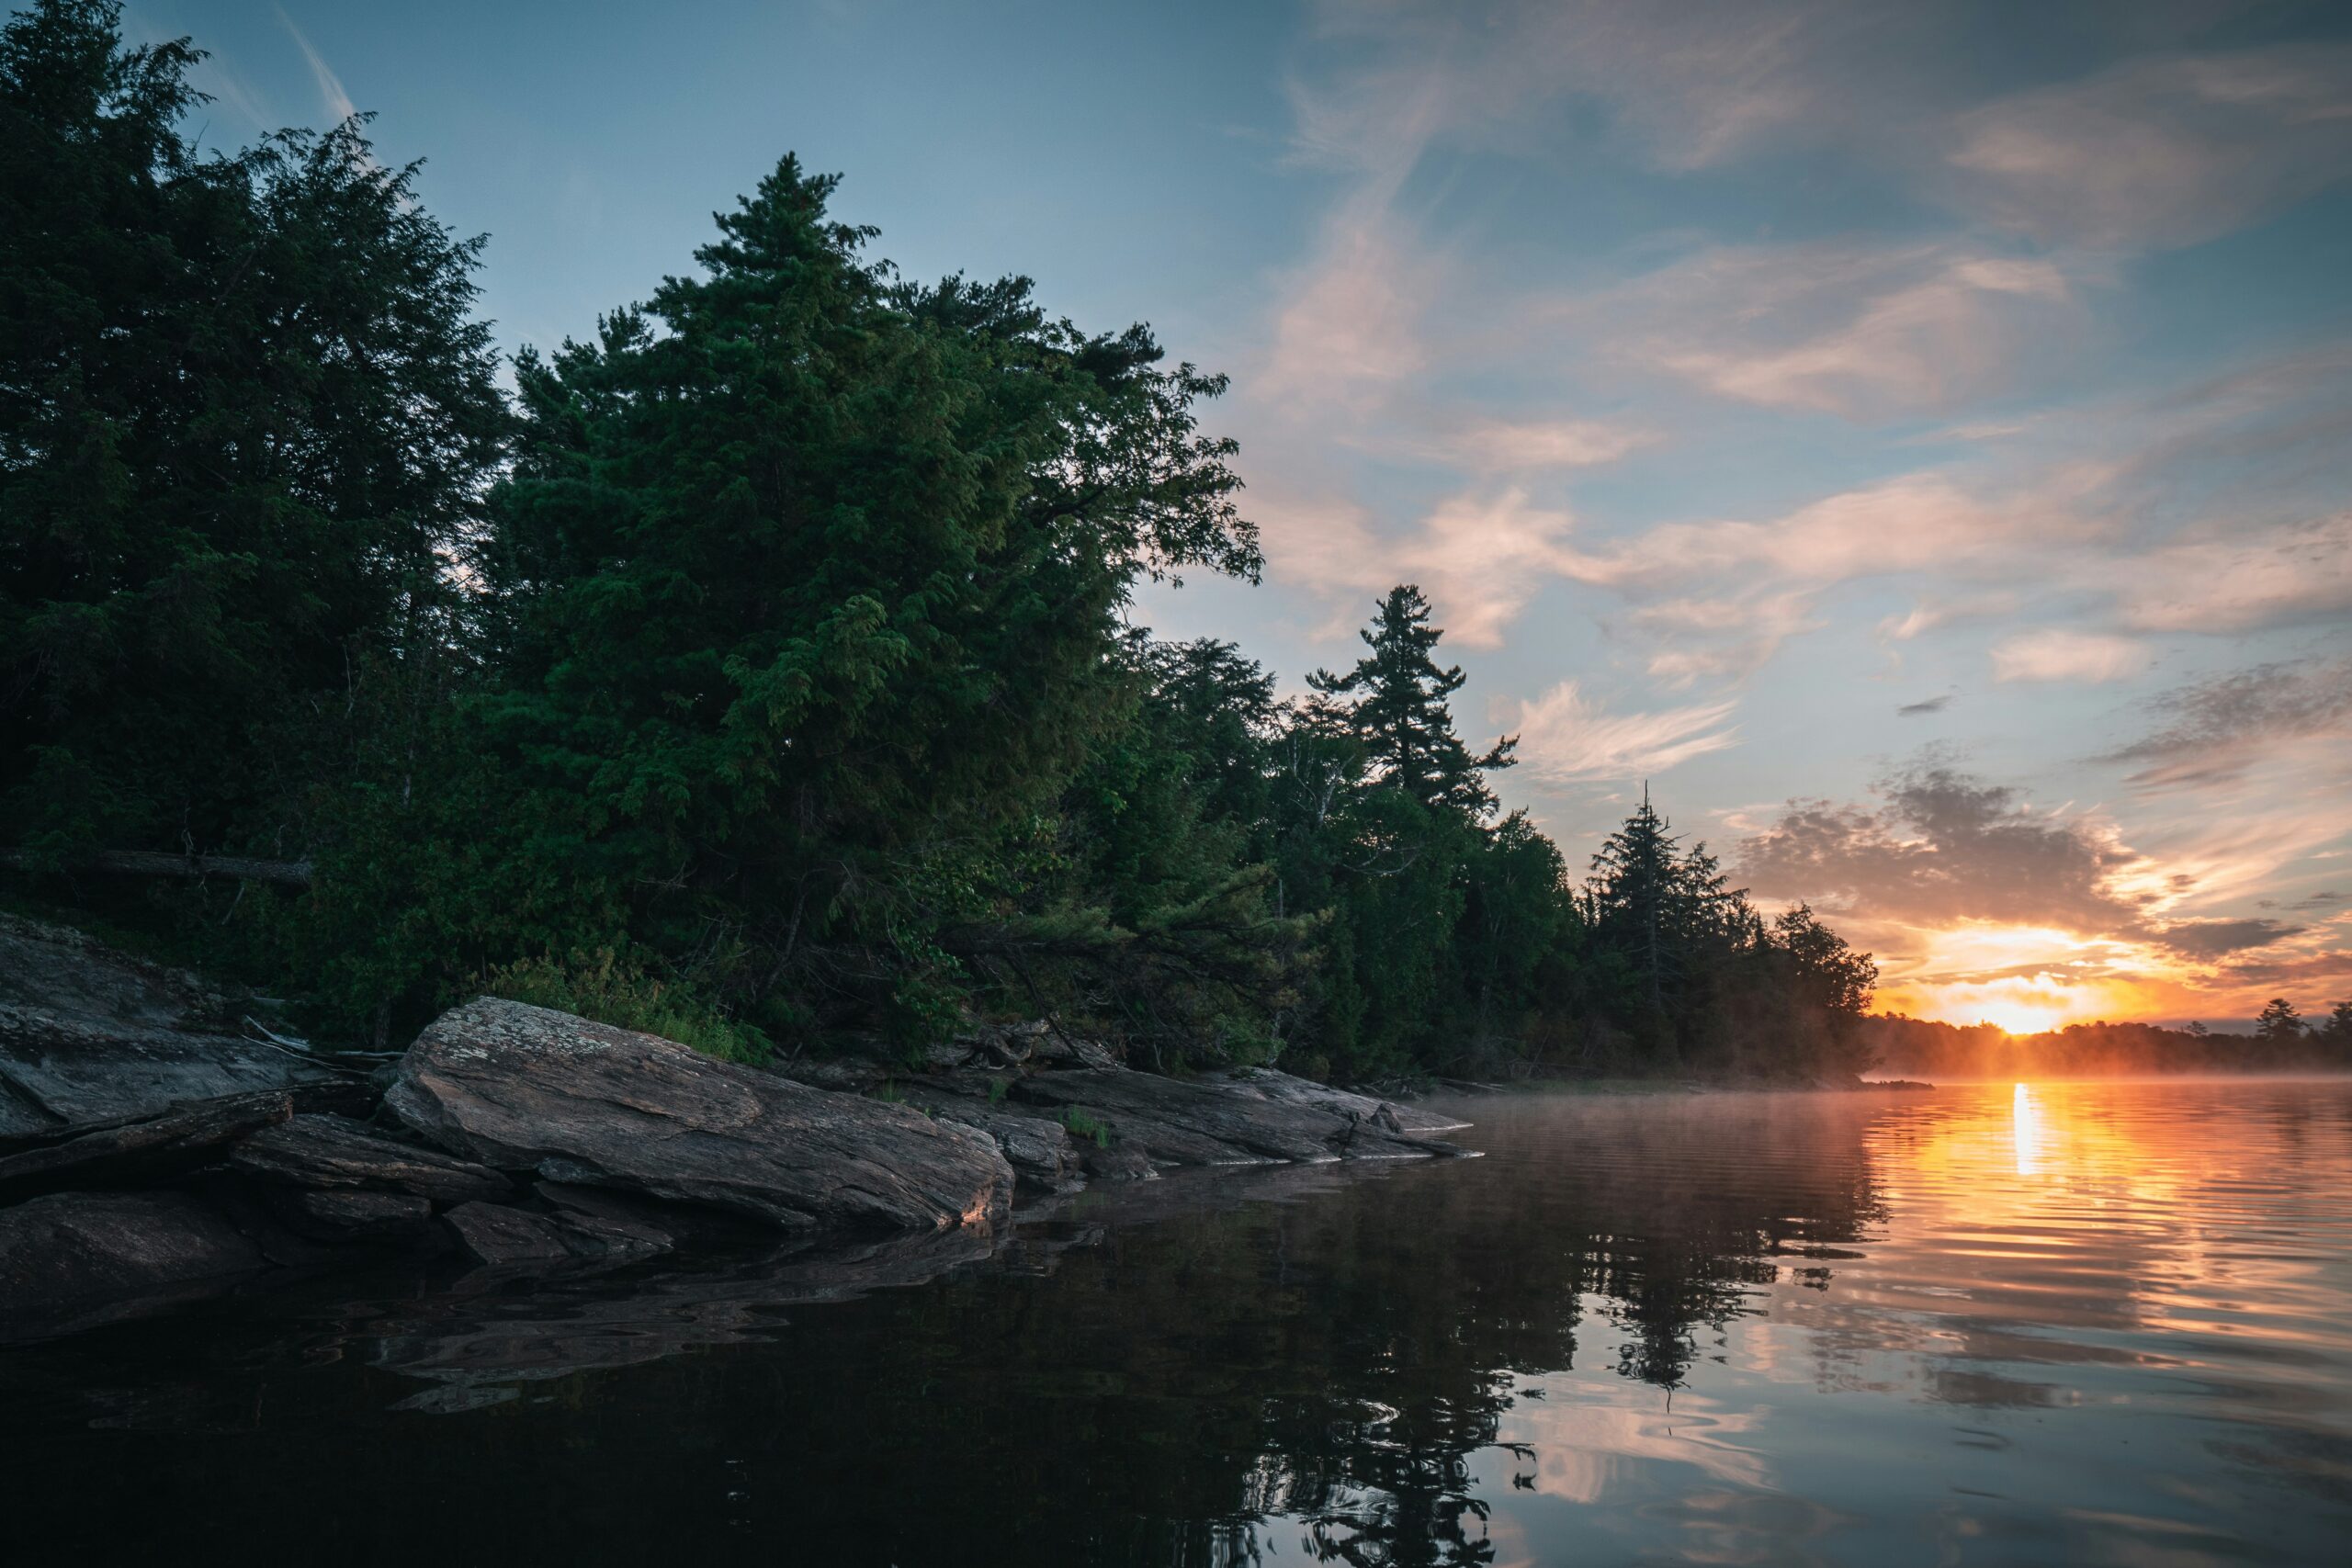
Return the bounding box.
[6,1079,2350,1564]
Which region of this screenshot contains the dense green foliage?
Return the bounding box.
[0,0,505,867]
[2,2,1883,1081]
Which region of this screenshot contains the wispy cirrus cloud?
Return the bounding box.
[1507,681,1740,784]
[1222,3,2352,1029]
[2111,513,2352,634]
[275,6,356,125]
[1990,629,2153,684]
[1255,488,1582,649]
[1430,417,1658,472]
[1603,244,2079,419]
[1625,591,1822,686]
[1945,44,2352,250]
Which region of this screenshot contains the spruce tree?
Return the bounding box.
[1306,584,1514,818]
[1587,788,1745,1021]
[2255,998,2303,1043]
[1,0,505,864]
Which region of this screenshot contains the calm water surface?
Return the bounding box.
[6,1079,2350,1564]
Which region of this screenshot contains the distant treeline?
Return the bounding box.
[1865,1001,2352,1078]
[1,2,1877,1082]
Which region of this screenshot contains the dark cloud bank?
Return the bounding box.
[2101,657,2352,789]
[1737,761,2303,957]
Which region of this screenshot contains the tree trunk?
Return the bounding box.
[1,850,313,886]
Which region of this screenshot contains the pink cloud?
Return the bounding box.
[1989,629,2153,684]
[1509,681,1741,784]
[1947,45,2352,249]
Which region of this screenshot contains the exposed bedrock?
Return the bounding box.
[0,916,1476,1345]
[904,1062,1469,1173]
[385,998,1014,1237]
[228,1113,514,1206]
[0,914,340,1136]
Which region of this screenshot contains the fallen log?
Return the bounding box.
[0,849,313,886]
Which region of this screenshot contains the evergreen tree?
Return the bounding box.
[477,157,1258,1043]
[1,0,505,865]
[1306,585,1514,818]
[2255,998,2304,1044]
[1765,903,1879,1077]
[2321,1000,2352,1066]
[1589,789,1697,1014]
[0,2,1892,1085]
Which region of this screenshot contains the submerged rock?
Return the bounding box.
[441,1201,579,1267]
[441,1196,673,1269]
[0,1190,265,1339]
[386,998,1013,1237]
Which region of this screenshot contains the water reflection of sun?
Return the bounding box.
[2013,1082,2042,1176]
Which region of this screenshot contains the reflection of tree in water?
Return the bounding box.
[1,1095,1886,1567]
[1213,1094,1888,1563]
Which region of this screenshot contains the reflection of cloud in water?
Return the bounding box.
[1499,1381,1774,1504]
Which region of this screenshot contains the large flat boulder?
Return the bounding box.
[0,916,337,1137]
[385,998,1013,1237]
[0,1190,266,1340]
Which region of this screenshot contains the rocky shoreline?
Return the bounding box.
[0,915,1469,1342]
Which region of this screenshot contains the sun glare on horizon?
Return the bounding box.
[1973,1003,2069,1037]
[1877,969,2142,1035]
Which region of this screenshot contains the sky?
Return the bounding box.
[129,0,2352,1032]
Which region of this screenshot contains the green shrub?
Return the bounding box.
[482,948,772,1065]
[1061,1106,1112,1148]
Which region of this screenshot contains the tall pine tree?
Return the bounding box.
[1306,584,1515,818]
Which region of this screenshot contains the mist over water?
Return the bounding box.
[7,1080,2350,1564]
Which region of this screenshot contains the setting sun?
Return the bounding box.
[1978,1003,2066,1037]
[1874,965,2154,1033]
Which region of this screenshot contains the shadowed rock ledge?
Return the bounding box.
[0,916,1470,1344]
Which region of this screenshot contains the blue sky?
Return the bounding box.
[132,1,2352,1027]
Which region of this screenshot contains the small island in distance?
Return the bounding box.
[1865,1001,2352,1079]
